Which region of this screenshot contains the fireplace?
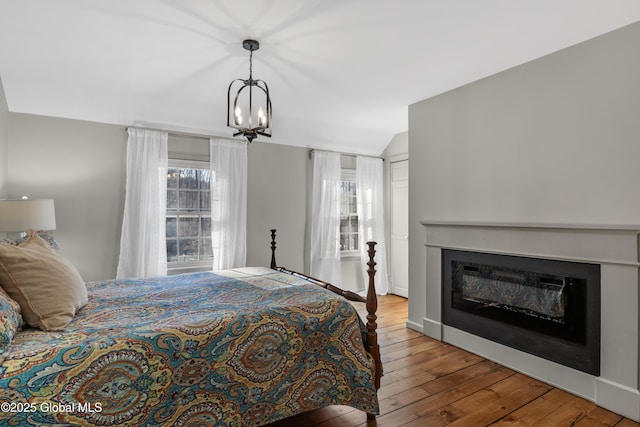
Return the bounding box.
[418,221,640,421]
[442,249,601,375]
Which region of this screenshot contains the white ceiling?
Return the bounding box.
[1,1,640,156]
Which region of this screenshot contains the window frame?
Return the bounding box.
[339,169,360,258]
[166,159,213,272]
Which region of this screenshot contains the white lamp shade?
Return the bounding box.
[0,199,56,232]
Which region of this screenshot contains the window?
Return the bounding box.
[340,170,359,253]
[166,160,213,268]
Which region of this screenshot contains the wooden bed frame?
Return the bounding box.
[268,229,383,418]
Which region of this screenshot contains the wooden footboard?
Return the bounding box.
[268,229,383,394]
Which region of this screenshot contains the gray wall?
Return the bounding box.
[7,113,126,281]
[164,135,309,272]
[408,22,640,328]
[5,115,312,281]
[247,141,308,271]
[0,77,8,198]
[246,145,367,292]
[2,93,391,291]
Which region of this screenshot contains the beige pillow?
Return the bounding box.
[0,231,87,331]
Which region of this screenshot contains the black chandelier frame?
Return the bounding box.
[227,39,272,143]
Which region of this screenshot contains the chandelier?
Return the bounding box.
[227,39,272,143]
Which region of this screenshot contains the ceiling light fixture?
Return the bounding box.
[227,39,272,143]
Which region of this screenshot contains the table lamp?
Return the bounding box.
[0,198,56,238]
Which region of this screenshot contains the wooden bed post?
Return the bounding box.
[270,229,277,269]
[268,229,382,419]
[366,241,382,391]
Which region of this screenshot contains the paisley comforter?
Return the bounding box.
[0,267,378,426]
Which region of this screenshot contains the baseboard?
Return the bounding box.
[422,317,442,340]
[405,319,423,334]
[596,378,640,422]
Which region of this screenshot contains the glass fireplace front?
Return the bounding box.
[442,250,601,375]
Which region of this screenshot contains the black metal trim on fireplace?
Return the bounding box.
[442,250,601,376]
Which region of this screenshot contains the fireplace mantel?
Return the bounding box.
[420,220,640,421]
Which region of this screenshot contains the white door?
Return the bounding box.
[390,160,408,297]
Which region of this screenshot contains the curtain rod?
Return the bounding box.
[125,125,241,143]
[308,148,383,161]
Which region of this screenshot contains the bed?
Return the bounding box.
[0,229,382,426]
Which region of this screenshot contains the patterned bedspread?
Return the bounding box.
[0,267,378,426]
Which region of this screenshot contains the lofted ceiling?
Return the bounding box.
[1,1,640,156]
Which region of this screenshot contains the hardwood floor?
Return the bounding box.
[269,295,640,427]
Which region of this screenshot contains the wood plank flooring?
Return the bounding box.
[269,295,640,427]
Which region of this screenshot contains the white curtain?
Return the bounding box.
[117,128,168,279]
[310,151,342,285]
[356,156,389,294]
[210,138,247,270]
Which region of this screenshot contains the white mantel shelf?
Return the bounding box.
[421,220,640,267]
[420,221,640,421]
[420,220,640,231]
